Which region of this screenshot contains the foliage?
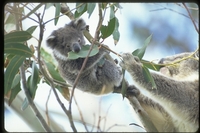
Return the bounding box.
[4,2,198,132]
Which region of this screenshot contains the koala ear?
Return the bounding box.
[70,18,87,31]
[46,35,56,49]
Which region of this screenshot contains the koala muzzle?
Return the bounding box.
[72,43,81,53]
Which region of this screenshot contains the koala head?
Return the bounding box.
[46,19,86,60]
[159,52,199,81]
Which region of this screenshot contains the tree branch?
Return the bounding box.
[19,65,52,132]
[12,3,52,132]
[182,3,199,34]
[36,9,77,132]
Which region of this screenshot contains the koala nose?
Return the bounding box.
[72,43,81,53]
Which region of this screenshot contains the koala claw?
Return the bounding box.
[120,53,140,70]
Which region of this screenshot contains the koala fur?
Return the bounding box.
[46,19,123,95]
[120,52,199,132]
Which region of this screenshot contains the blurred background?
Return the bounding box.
[4,3,199,132]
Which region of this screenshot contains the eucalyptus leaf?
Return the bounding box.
[132,34,152,60]
[4,42,33,57]
[68,45,99,60]
[5,31,32,43]
[56,86,70,101]
[40,47,57,65]
[142,66,157,89]
[112,17,120,45]
[76,3,86,13]
[54,3,61,25]
[4,55,25,94]
[45,62,65,82]
[141,59,162,71]
[100,17,116,39]
[87,3,96,18]
[26,25,37,34]
[9,81,21,105]
[11,74,21,89]
[21,98,29,111]
[5,13,16,25]
[121,69,127,99]
[110,5,115,19]
[27,61,40,99]
[74,4,87,18]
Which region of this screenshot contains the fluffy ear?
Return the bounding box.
[69,18,86,31]
[46,35,56,49]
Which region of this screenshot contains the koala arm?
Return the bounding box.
[126,85,175,132]
[120,53,199,126]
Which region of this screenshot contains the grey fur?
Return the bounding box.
[120,52,199,132]
[46,18,123,95]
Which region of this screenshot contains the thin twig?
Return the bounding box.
[44,3,85,25]
[12,3,52,132]
[45,87,52,125]
[182,3,199,34]
[73,95,89,132]
[20,66,52,132]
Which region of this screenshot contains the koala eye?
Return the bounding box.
[78,38,81,43]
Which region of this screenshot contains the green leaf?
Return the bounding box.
[110,5,115,19]
[5,31,32,43]
[26,25,37,34]
[45,3,54,10]
[112,17,120,45]
[54,3,61,25]
[87,3,96,18]
[76,3,87,13]
[68,44,99,60]
[121,69,127,99]
[5,13,16,25]
[21,98,29,111]
[41,47,58,67]
[11,74,21,89]
[100,17,116,39]
[102,3,108,9]
[9,75,21,105]
[4,42,33,57]
[44,62,65,82]
[141,59,162,71]
[132,34,153,60]
[27,61,40,99]
[75,3,87,18]
[56,86,70,101]
[4,55,25,94]
[142,66,157,89]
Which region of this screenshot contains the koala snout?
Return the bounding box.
[72,43,81,53]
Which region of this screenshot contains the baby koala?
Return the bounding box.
[46,18,122,95]
[120,52,199,132]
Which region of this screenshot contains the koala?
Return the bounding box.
[120,52,199,132]
[46,18,123,95]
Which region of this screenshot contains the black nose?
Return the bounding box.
[72,43,81,53]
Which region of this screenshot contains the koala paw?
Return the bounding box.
[120,53,141,70]
[126,85,140,98]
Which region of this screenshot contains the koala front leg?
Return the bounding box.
[119,53,150,89]
[120,53,199,129]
